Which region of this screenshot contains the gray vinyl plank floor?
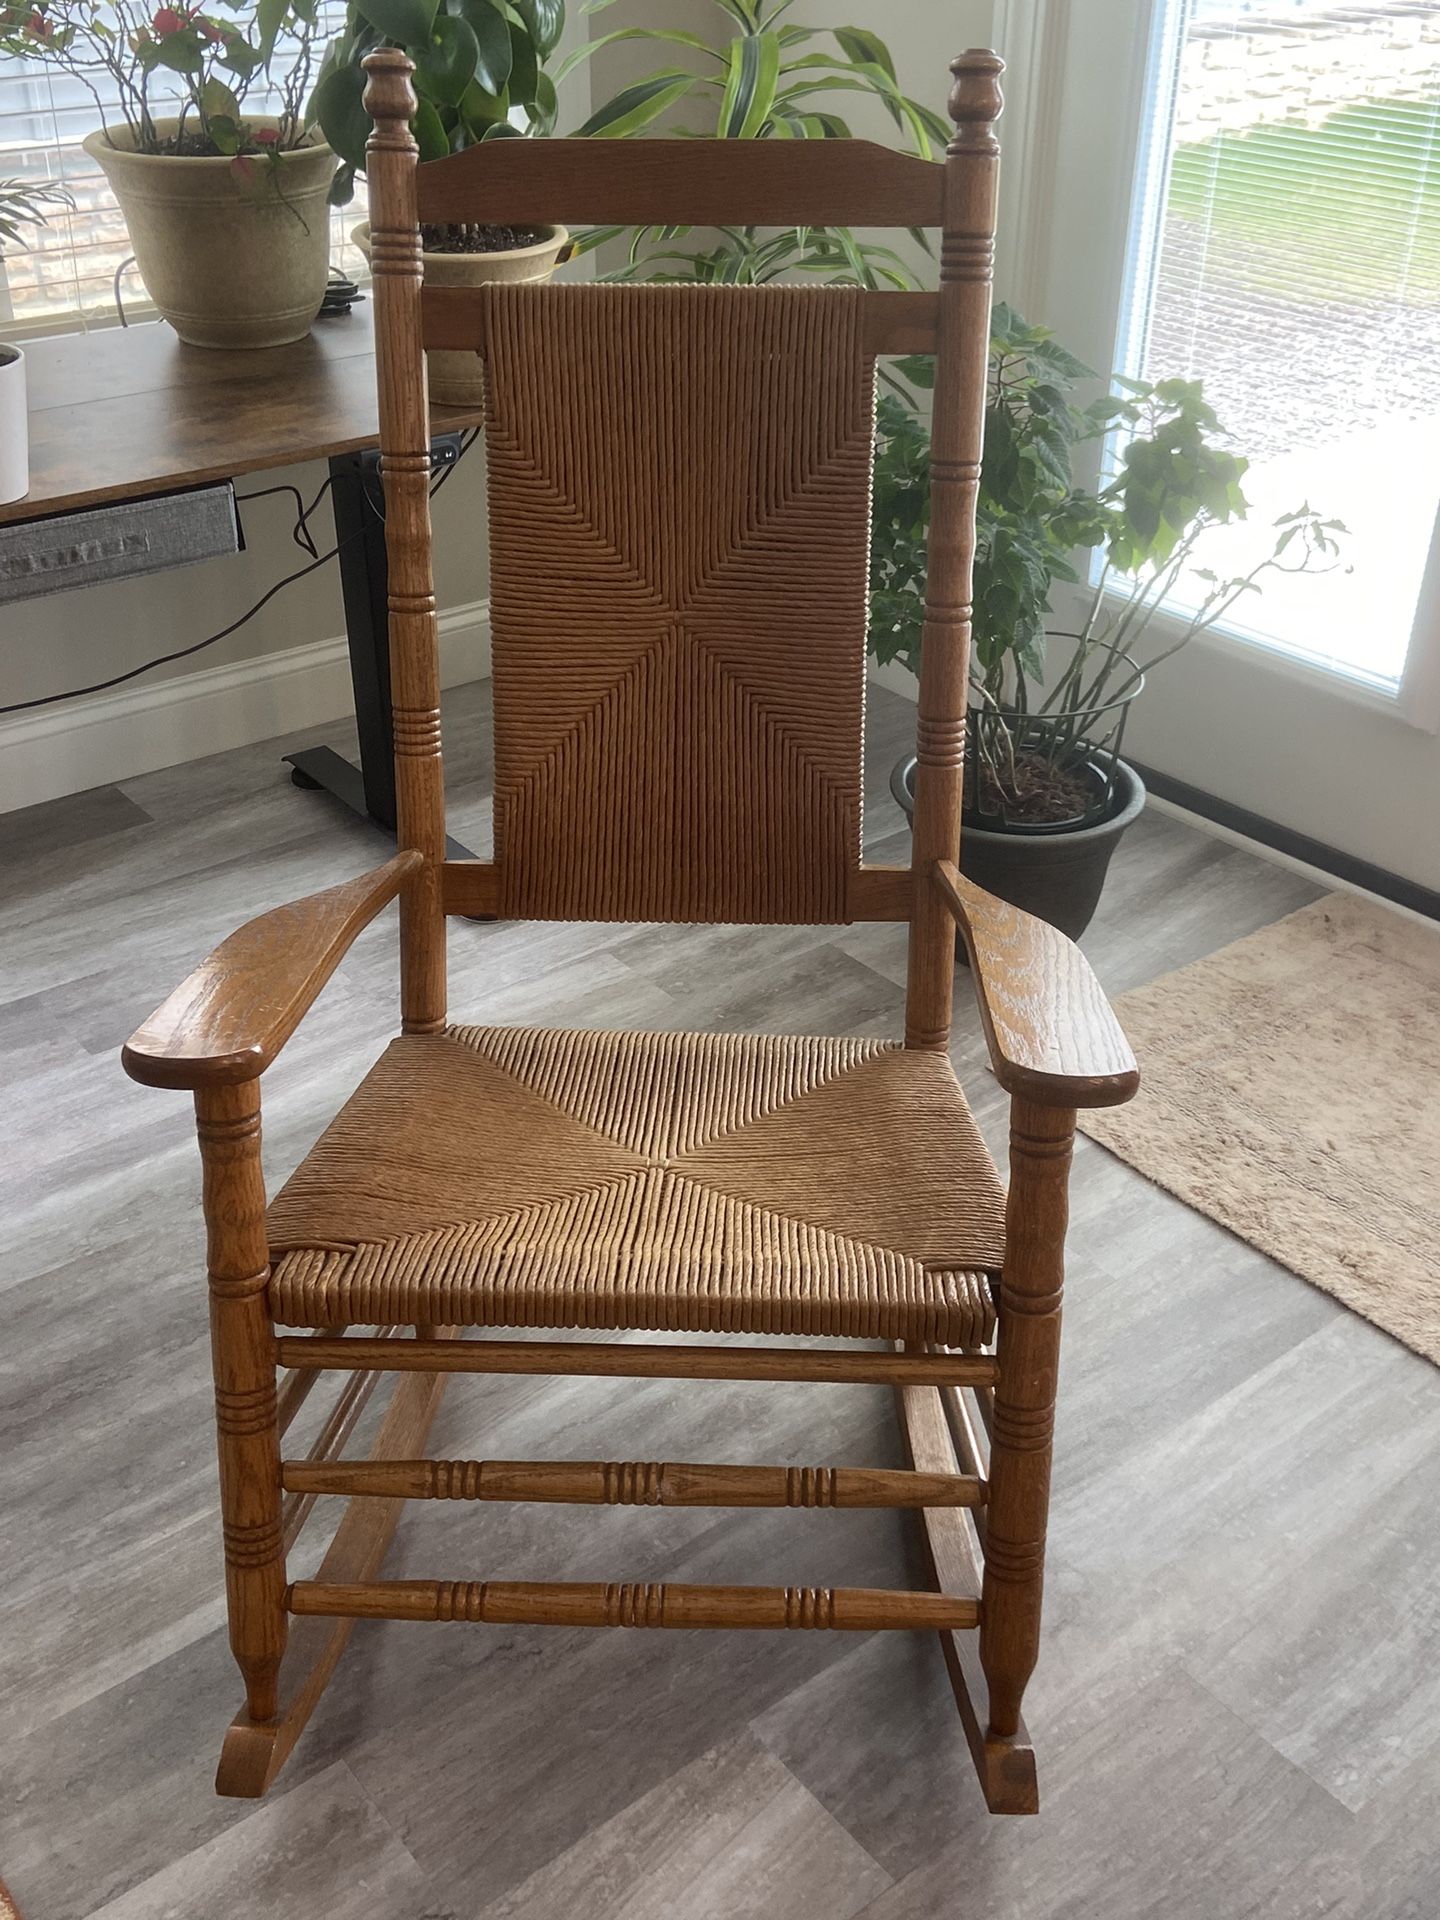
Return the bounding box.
[3,680,1437,1920]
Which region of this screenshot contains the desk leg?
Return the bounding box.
[283,448,474,863]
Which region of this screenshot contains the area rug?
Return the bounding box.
[1079,894,1440,1365]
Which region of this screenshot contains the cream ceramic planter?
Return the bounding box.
[352,221,568,406]
[0,343,26,505]
[83,120,337,349]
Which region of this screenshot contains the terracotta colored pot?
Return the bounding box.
[83,119,336,349]
[352,220,569,406]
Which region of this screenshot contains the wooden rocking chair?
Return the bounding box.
[121,46,1137,1816]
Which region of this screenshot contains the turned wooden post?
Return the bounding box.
[980,1098,1074,1737]
[197,1081,285,1723]
[363,48,447,1034]
[905,50,1003,1051]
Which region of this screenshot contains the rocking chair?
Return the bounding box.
[122,46,1138,1815]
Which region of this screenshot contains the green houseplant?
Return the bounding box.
[880,307,1343,936]
[565,0,944,288]
[311,0,568,402]
[3,0,338,347]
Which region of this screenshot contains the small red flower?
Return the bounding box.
[151,7,183,33]
[253,125,279,146]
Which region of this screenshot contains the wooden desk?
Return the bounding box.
[2,312,484,849]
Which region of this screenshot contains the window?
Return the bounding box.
[0,12,366,335]
[1116,0,1440,693]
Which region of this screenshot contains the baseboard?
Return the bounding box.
[0,598,491,814]
[1134,765,1440,927]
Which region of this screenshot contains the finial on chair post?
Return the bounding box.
[362,47,418,152]
[947,48,1004,154]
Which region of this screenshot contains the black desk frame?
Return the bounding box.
[283,438,475,861]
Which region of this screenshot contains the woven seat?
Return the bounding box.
[267,1025,1005,1345]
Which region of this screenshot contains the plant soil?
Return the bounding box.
[969,748,1103,826]
[143,132,303,158]
[421,222,550,254]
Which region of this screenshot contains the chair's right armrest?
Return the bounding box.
[933,859,1139,1110]
[122,851,422,1092]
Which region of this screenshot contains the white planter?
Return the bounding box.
[352,220,568,406]
[0,343,27,505]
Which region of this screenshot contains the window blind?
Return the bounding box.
[0,12,366,334]
[1118,0,1440,687]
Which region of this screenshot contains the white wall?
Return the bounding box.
[0,4,599,813]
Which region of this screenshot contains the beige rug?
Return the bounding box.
[1080,894,1440,1364]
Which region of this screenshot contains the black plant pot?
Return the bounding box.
[890,753,1147,941]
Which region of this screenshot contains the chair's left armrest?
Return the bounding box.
[122,851,422,1092]
[933,859,1139,1110]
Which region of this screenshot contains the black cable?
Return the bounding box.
[234,482,321,559]
[0,544,343,715]
[113,256,137,328]
[1,434,475,717]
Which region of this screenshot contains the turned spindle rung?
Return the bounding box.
[288,1578,980,1632]
[280,1456,986,1510]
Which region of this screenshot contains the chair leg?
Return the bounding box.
[197,1083,286,1724]
[980,1097,1073,1740]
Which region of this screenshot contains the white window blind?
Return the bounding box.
[0,12,366,334]
[1118,0,1440,690]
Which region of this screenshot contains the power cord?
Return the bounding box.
[0,439,475,717]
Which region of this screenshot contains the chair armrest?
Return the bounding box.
[932,859,1139,1110]
[122,852,422,1091]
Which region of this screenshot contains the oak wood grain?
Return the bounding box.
[415,137,944,231]
[275,1335,999,1388]
[121,852,420,1090]
[420,283,940,356]
[903,53,1004,1052]
[895,1374,1039,1814]
[0,309,484,527]
[196,1080,287,1726]
[280,1456,985,1510]
[288,1578,980,1632]
[933,858,1141,1107]
[216,1352,451,1798]
[365,51,450,1034]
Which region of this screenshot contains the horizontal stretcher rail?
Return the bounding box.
[287,1578,980,1632]
[274,1337,998,1389]
[280,1457,986,1510]
[421,285,941,357]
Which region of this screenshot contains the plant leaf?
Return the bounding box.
[413,94,450,158]
[413,13,479,105]
[355,0,440,51]
[718,29,779,138]
[456,0,513,91]
[510,0,562,55]
[312,61,372,171]
[577,71,694,137]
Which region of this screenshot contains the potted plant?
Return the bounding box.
[311,0,568,404]
[0,175,74,503]
[564,4,945,287]
[877,308,1345,937]
[3,0,337,349]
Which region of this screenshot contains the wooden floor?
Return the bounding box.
[4,681,1438,1919]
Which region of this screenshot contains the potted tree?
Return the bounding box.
[312,0,568,404]
[877,308,1345,937]
[4,0,337,349]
